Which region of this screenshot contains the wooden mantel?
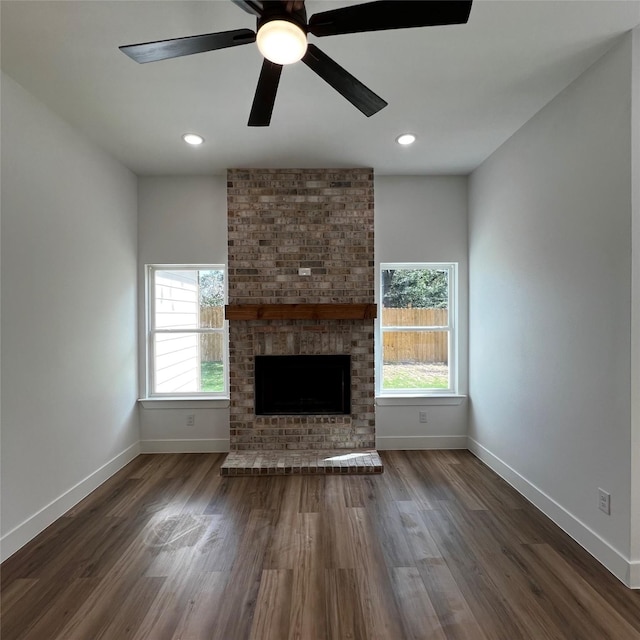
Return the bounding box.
[225,303,377,321]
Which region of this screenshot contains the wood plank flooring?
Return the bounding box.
[2,450,639,639]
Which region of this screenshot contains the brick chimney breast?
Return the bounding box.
[227,168,375,451]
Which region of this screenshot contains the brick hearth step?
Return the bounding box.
[220,449,383,476]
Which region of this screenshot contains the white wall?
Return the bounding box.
[137,176,230,452]
[375,176,468,450]
[1,73,139,561]
[469,35,637,586]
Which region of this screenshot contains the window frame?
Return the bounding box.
[146,264,228,399]
[378,262,457,397]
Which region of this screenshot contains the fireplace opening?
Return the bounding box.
[255,355,351,415]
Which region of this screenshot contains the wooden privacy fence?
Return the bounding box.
[201,307,224,362]
[199,307,448,364]
[383,308,448,364]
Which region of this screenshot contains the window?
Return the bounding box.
[379,263,456,395]
[146,265,227,397]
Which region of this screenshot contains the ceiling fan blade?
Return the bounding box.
[230,0,264,17]
[120,29,256,63]
[308,0,472,37]
[248,59,283,126]
[302,44,387,117]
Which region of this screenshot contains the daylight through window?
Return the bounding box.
[379,263,456,395]
[147,266,227,397]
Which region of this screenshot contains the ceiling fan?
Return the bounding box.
[120,0,473,127]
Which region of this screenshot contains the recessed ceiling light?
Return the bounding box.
[396,133,416,146]
[182,133,204,146]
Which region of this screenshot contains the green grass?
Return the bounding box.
[201,361,224,392]
[383,368,448,390]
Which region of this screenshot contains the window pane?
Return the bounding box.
[154,269,225,330]
[154,270,199,329]
[381,268,448,326]
[382,330,449,390]
[154,332,224,394]
[199,269,225,328]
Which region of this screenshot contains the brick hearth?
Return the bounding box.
[220,449,383,476]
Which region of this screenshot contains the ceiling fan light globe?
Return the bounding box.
[257,20,307,65]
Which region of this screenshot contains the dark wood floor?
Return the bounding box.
[2,450,640,640]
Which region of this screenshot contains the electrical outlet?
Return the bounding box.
[186,414,195,427]
[419,411,428,423]
[598,488,610,515]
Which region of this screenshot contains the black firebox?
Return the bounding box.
[254,354,351,415]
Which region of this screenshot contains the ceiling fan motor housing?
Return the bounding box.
[257,1,308,33]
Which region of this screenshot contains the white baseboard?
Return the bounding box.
[0,442,140,563]
[467,437,636,589]
[376,435,467,450]
[140,438,230,453]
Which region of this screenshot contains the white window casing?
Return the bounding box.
[378,262,457,396]
[146,265,228,398]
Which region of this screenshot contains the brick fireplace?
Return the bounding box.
[225,168,378,460]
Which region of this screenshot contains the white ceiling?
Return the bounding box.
[2,0,639,176]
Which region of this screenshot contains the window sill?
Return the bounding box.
[376,395,467,406]
[138,398,230,409]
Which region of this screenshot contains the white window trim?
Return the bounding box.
[138,398,230,409]
[145,264,228,399]
[377,262,458,397]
